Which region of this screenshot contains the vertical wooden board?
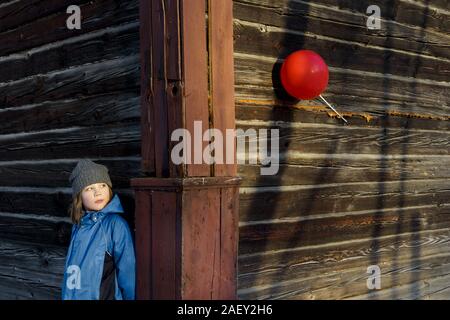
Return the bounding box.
[134,190,152,299]
[219,187,239,299]
[209,0,237,176]
[151,0,169,177]
[181,0,210,177]
[152,191,178,299]
[165,0,185,178]
[139,0,155,174]
[182,188,221,299]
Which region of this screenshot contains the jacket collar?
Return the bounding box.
[80,194,124,225]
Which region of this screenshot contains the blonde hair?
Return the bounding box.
[69,186,113,225]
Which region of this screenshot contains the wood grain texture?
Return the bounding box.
[151,191,178,299]
[139,0,155,175]
[182,188,221,299]
[233,0,450,300]
[182,0,210,177]
[0,0,139,56]
[0,238,66,299]
[210,0,237,177]
[0,0,140,300]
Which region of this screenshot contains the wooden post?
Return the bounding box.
[131,0,240,299]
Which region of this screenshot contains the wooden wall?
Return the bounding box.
[1,0,449,300]
[0,0,142,299]
[234,0,450,299]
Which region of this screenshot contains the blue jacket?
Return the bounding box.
[62,194,136,300]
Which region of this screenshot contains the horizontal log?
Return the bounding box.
[0,273,61,299]
[0,0,138,56]
[238,227,450,275]
[349,273,450,300]
[0,189,136,217]
[0,21,139,83]
[235,104,450,131]
[0,92,140,135]
[234,0,450,34]
[238,227,450,299]
[234,1,450,59]
[236,120,450,156]
[0,0,90,33]
[233,19,450,82]
[0,55,140,108]
[0,158,144,188]
[239,203,450,254]
[234,53,450,119]
[239,154,450,186]
[0,238,65,299]
[307,0,450,34]
[0,123,140,160]
[240,178,450,221]
[238,228,450,299]
[239,250,450,299]
[0,214,72,246]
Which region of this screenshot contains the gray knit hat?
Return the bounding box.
[69,159,112,198]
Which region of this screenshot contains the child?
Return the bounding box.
[62,159,136,300]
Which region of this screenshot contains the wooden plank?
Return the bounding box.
[236,121,450,156]
[151,191,178,299]
[235,104,450,132]
[234,0,450,59]
[182,188,221,298]
[219,187,240,299]
[310,0,450,34]
[0,0,89,33]
[238,227,450,277]
[165,0,184,177]
[239,252,450,299]
[181,0,210,177]
[234,54,450,119]
[209,0,237,177]
[240,178,450,221]
[238,228,450,299]
[135,190,152,300]
[239,156,450,187]
[0,56,140,109]
[0,124,140,161]
[0,190,136,218]
[0,93,140,135]
[0,238,65,299]
[239,203,450,254]
[150,0,169,177]
[0,214,72,246]
[0,274,61,299]
[0,0,139,56]
[139,0,155,175]
[0,21,139,83]
[233,21,450,82]
[349,274,450,300]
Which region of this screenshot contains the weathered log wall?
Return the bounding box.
[234,0,450,299]
[0,0,142,299]
[0,0,449,300]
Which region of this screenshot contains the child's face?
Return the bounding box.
[81,183,111,211]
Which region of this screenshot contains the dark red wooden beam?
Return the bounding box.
[132,0,240,299]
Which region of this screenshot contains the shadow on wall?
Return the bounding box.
[243,0,354,299]
[243,0,429,299]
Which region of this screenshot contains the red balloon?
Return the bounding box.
[280,50,329,100]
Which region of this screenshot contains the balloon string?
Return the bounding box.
[319,95,348,124]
